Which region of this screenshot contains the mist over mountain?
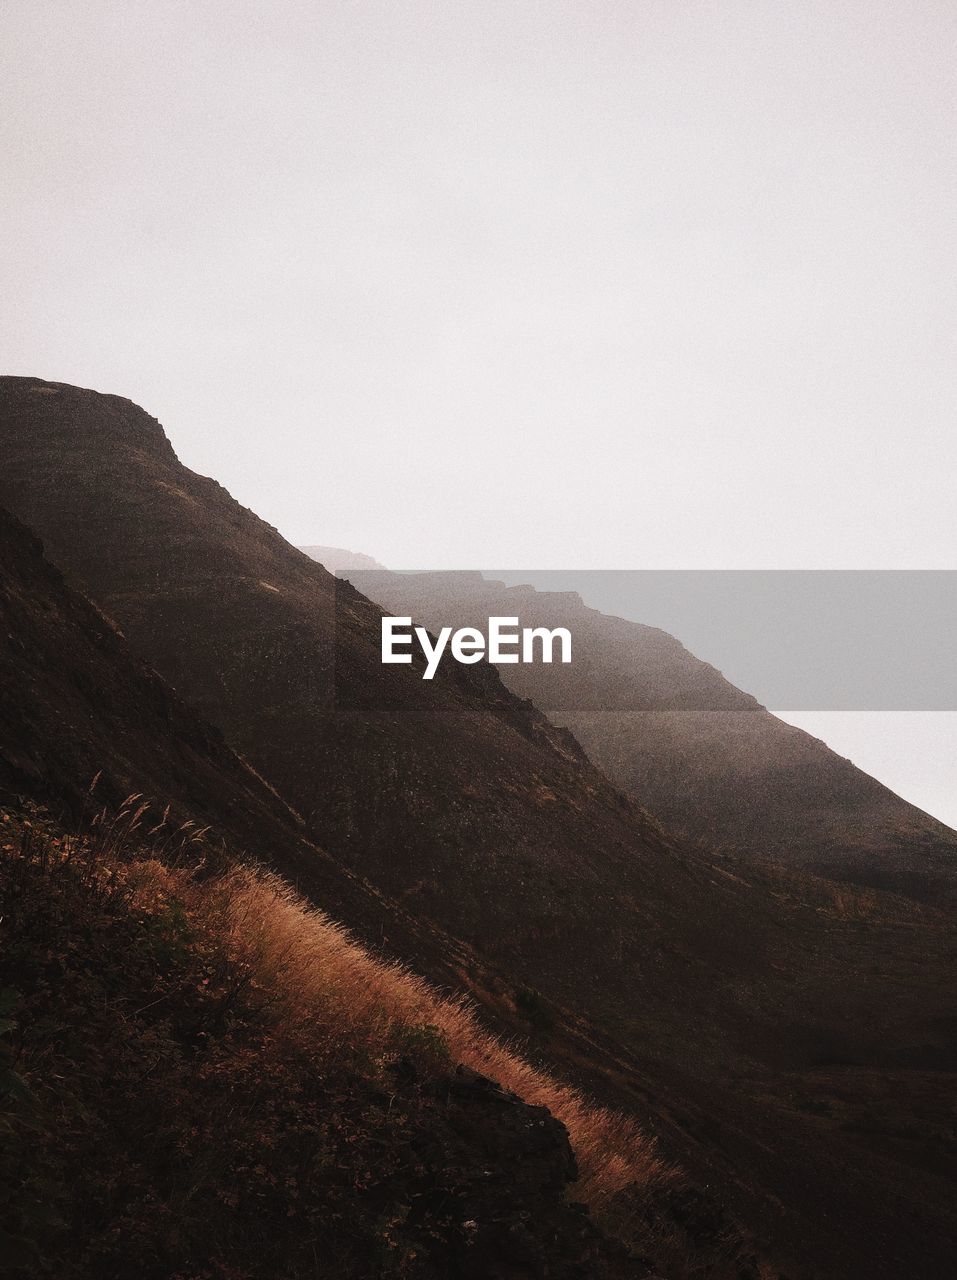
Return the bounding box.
[299,544,387,572]
[2,378,956,1278]
[338,568,957,902]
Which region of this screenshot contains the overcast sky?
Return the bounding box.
[2,2,955,821]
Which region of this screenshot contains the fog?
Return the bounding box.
[2,1,954,823]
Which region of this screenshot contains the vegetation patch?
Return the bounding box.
[0,807,674,1278]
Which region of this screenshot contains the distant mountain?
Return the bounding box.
[335,567,957,902]
[3,377,957,1279]
[299,544,387,573]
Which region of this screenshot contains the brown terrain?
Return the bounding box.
[1,376,956,1278]
[1,510,664,1278]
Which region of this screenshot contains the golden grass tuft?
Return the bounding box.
[127,857,674,1210]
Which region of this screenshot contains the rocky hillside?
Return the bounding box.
[3,378,957,1278]
[0,379,766,1074]
[0,503,501,994]
[0,511,693,1276]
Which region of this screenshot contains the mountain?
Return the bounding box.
[0,509,658,1278]
[299,544,387,572]
[338,568,957,902]
[3,377,957,1278]
[0,380,754,1066]
[0,500,494,990]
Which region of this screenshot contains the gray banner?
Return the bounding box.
[339,569,956,711]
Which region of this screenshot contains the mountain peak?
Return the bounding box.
[0,376,178,463]
[298,544,387,573]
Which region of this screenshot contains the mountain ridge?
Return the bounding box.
[3,376,956,1278]
[339,565,957,900]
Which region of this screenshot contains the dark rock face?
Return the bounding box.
[0,504,269,819]
[0,502,499,997]
[400,1067,637,1280]
[3,377,957,1279]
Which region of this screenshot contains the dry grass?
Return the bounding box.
[125,855,675,1211]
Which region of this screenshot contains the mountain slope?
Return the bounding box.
[0,502,484,986]
[0,511,685,1276]
[0,378,758,1059]
[3,377,957,1278]
[342,568,957,901]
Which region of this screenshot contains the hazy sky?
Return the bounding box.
[2,2,955,821]
[3,0,955,567]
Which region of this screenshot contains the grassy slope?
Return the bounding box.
[1,808,677,1279]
